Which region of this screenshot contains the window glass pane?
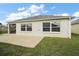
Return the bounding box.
[21,27,25,31]
[43,22,50,31]
[43,23,50,28]
[21,24,26,31]
[27,24,32,31]
[21,24,25,27]
[43,28,50,31]
[27,28,32,31]
[51,23,60,32]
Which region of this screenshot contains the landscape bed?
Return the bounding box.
[0,34,79,56]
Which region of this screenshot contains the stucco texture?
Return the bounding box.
[71,24,79,34]
[15,20,71,38]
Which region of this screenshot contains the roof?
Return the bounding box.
[72,19,79,25]
[8,15,73,24]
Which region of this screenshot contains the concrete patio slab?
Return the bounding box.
[0,34,43,48]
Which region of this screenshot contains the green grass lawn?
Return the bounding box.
[0,34,79,56]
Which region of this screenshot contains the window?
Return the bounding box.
[43,22,50,31]
[21,23,32,31]
[27,24,32,31]
[43,22,60,32]
[51,23,60,32]
[21,24,26,31]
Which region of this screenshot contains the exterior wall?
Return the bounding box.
[8,24,9,34]
[16,20,71,38]
[71,24,79,34]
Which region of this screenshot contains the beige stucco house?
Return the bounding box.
[71,19,79,34]
[8,15,72,38]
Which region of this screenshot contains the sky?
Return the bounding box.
[0,3,79,25]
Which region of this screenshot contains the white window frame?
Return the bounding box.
[43,22,50,32]
[21,23,32,31]
[51,22,60,32]
[21,24,26,31]
[42,21,61,33]
[27,23,32,31]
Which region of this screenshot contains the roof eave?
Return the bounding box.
[8,18,71,24]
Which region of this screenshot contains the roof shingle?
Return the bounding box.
[8,15,73,24]
[72,19,79,25]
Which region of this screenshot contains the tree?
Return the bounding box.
[0,23,2,25]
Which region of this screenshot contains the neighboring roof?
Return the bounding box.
[8,15,73,24]
[72,19,79,25]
